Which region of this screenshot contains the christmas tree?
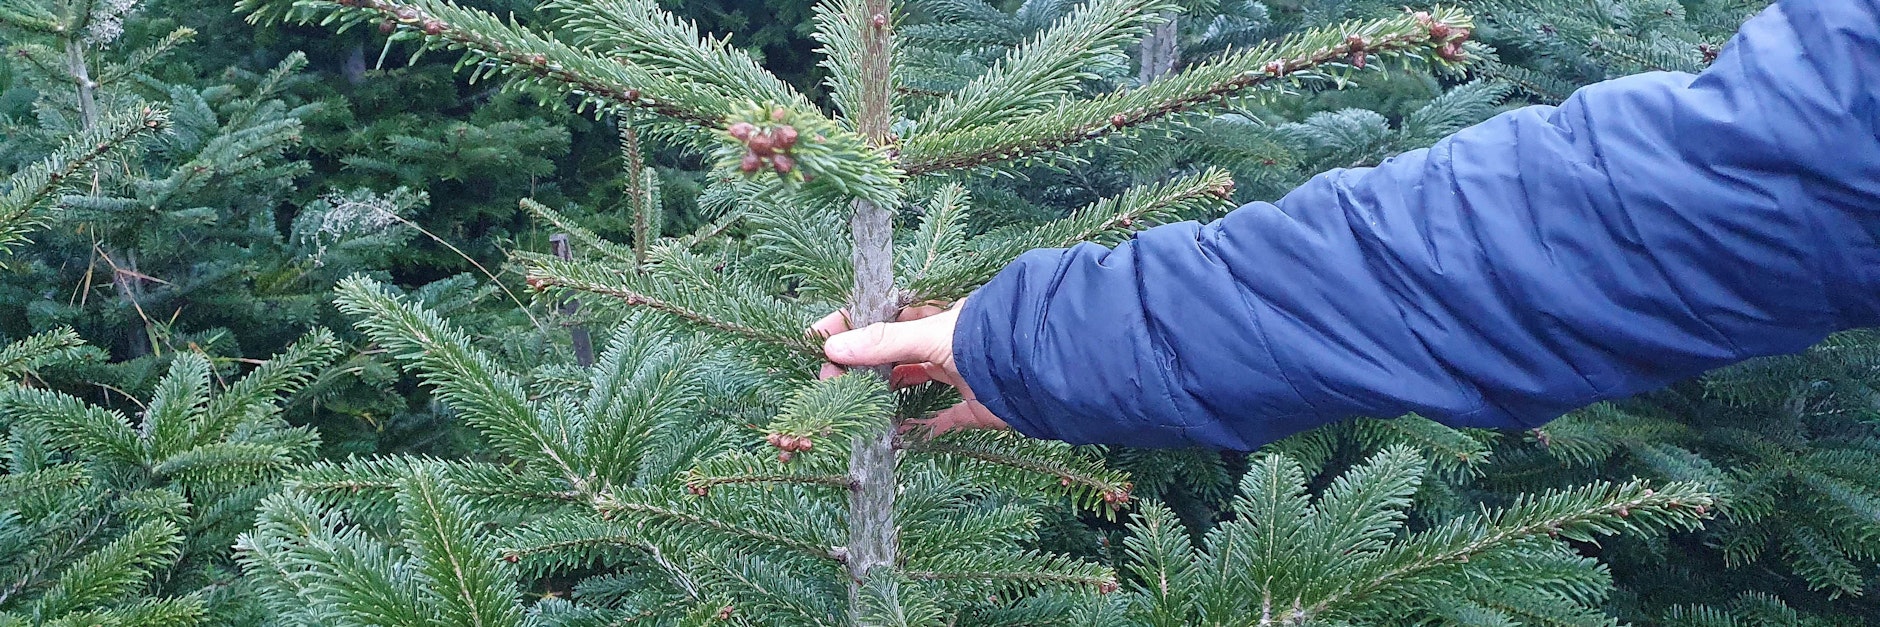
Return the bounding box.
[0,0,311,358]
[0,328,340,626]
[228,0,1723,623]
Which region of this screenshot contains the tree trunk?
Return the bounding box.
[1138,13,1180,84]
[844,0,901,620]
[844,198,899,619]
[623,125,652,267]
[69,36,149,357]
[550,234,595,367]
[65,39,98,128]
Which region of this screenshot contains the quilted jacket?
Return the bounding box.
[953,0,1880,450]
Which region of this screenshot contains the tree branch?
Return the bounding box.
[897,8,1474,174]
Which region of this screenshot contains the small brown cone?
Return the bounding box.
[747,132,775,155]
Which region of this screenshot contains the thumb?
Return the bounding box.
[823,317,946,367]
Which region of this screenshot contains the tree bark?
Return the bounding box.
[1137,13,1180,84]
[550,234,595,367]
[844,0,902,620]
[65,39,98,128]
[844,198,899,619]
[623,124,652,267]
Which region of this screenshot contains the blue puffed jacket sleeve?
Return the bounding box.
[951,0,1880,451]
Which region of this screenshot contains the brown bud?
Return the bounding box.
[796,437,812,452]
[1695,505,1709,515]
[1346,34,1366,51]
[1060,477,1071,487]
[1451,28,1471,42]
[1437,42,1465,62]
[777,451,794,463]
[1209,180,1237,198]
[1617,506,1630,517]
[871,13,888,27]
[624,89,640,101]
[379,20,396,33]
[1098,581,1119,594]
[393,6,417,20]
[771,107,788,122]
[715,605,734,620]
[1110,114,1127,128]
[1429,23,1451,40]
[1263,60,1284,75]
[729,122,757,141]
[1260,158,1276,166]
[504,553,519,563]
[422,20,443,35]
[1413,11,1433,28]
[525,276,549,290]
[1350,51,1367,69]
[770,154,795,174]
[739,152,762,174]
[747,132,775,155]
[765,432,783,447]
[774,125,799,148]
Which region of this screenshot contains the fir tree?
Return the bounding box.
[0,105,167,257]
[234,0,1722,623]
[0,0,313,358]
[1466,0,1769,103]
[0,329,341,626]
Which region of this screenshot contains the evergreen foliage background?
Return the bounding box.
[2,0,1876,624]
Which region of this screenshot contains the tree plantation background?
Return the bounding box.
[4,0,1876,624]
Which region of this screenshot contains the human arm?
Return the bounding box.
[899,0,1880,450]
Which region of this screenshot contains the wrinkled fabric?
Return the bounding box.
[952,0,1880,451]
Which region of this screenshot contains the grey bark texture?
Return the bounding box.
[1138,13,1180,84]
[844,0,903,619]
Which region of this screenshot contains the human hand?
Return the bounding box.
[812,299,1009,436]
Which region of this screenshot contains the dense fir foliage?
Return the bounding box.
[0,0,1875,624]
[0,328,340,626]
